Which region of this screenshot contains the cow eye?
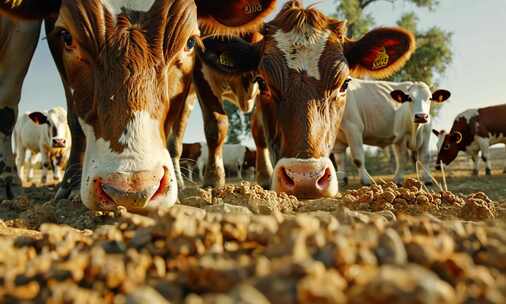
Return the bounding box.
[340,78,352,93]
[444,144,450,150]
[255,76,267,92]
[186,37,196,51]
[59,29,73,48]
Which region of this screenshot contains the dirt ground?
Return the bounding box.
[0,155,505,303]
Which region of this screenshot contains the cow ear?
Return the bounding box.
[344,27,416,79]
[196,0,276,35]
[432,89,451,103]
[29,112,49,125]
[0,0,60,20]
[449,131,463,144]
[390,90,411,103]
[198,36,261,75]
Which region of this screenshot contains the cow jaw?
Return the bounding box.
[79,112,177,211]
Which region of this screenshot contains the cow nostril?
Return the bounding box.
[317,167,332,189]
[280,167,295,189]
[152,166,170,201]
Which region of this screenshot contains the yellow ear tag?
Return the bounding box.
[7,0,23,7]
[372,47,389,70]
[218,53,235,68]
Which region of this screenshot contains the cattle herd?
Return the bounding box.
[0,0,504,212]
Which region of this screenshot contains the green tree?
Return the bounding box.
[334,0,452,115]
[223,101,252,144]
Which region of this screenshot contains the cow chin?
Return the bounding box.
[78,115,178,212]
[271,157,338,199]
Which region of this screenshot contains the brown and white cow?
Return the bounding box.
[169,32,262,189]
[435,105,506,175]
[0,0,276,211]
[221,0,414,198]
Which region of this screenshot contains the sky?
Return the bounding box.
[18,0,506,147]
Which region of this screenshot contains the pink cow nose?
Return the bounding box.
[52,138,66,148]
[273,158,338,199]
[414,113,429,123]
[95,167,169,211]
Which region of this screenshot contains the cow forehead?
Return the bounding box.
[408,84,431,100]
[273,25,331,80]
[102,0,156,15]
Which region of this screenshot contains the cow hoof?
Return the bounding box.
[486,168,492,176]
[472,169,479,176]
[341,176,349,186]
[202,169,226,188]
[424,180,433,186]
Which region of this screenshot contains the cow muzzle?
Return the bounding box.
[414,113,429,124]
[52,138,66,148]
[94,167,170,211]
[272,158,338,199]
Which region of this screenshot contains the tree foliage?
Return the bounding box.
[334,0,452,115]
[223,101,252,144]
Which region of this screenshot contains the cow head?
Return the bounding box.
[203,0,416,198]
[198,34,261,112]
[390,83,451,124]
[436,116,472,166]
[2,0,275,211]
[29,107,69,148]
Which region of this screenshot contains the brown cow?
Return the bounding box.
[202,0,415,199]
[435,105,506,175]
[170,32,262,189]
[0,0,276,211]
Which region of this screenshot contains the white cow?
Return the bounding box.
[334,79,450,185]
[14,107,71,184]
[197,143,249,181]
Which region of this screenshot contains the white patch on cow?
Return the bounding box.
[457,109,479,122]
[273,25,330,80]
[102,0,156,15]
[79,112,177,210]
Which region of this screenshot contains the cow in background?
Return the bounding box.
[435,105,506,175]
[191,32,262,189]
[0,0,275,211]
[239,0,417,198]
[14,107,71,184]
[333,79,450,186]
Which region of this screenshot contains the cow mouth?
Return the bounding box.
[52,143,66,148]
[94,167,171,211]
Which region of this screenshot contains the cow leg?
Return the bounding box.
[0,106,22,199]
[40,150,51,185]
[344,128,370,186]
[198,101,228,188]
[393,142,407,185]
[333,143,348,185]
[252,111,273,189]
[418,141,433,185]
[56,110,84,199]
[16,147,26,183]
[167,91,195,190]
[478,137,492,176]
[26,151,35,184]
[470,151,480,176]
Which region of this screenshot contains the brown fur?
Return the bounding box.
[437,105,506,166]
